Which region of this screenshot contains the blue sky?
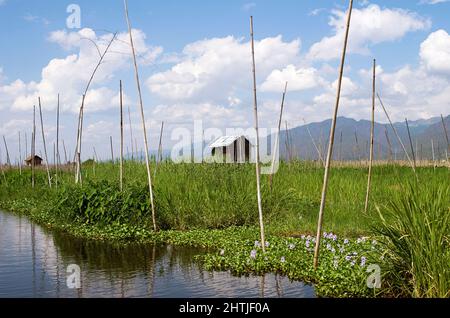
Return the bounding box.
[0,0,449,162]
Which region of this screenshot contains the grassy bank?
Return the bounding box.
[0,161,448,297]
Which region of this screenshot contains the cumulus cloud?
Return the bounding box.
[260,65,326,92]
[420,29,450,75]
[0,28,162,113]
[147,35,301,104]
[308,4,431,61]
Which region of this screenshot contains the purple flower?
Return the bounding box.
[350,260,356,267]
[281,256,286,263]
[306,240,311,248]
[323,232,328,238]
[345,255,352,261]
[250,250,257,259]
[301,235,305,240]
[360,256,367,267]
[332,235,337,241]
[265,241,270,248]
[254,241,261,248]
[331,248,336,254]
[288,243,295,250]
[344,239,349,245]
[326,243,332,250]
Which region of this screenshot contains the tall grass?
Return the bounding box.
[374,182,450,298]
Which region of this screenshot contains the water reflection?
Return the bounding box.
[0,211,315,298]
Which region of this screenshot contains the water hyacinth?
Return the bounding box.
[345,255,352,261]
[254,240,261,248]
[288,243,295,250]
[344,239,349,245]
[326,243,332,251]
[360,256,366,267]
[265,241,270,248]
[280,256,286,263]
[250,249,257,259]
[305,240,311,248]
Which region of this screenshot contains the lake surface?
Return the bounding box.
[0,210,315,298]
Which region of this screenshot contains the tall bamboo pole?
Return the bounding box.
[38,98,52,187]
[364,59,376,214]
[313,0,353,269]
[405,118,416,169]
[285,121,292,162]
[124,0,157,231]
[18,131,22,175]
[2,136,11,167]
[110,136,114,162]
[304,119,325,166]
[128,104,134,161]
[385,128,393,162]
[62,140,68,164]
[56,94,60,188]
[377,94,416,174]
[32,106,36,188]
[269,82,288,190]
[441,114,449,160]
[250,16,266,253]
[120,80,124,191]
[155,121,164,175]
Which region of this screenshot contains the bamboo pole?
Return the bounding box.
[32,106,36,188]
[441,114,449,160]
[285,121,292,162]
[431,139,436,169]
[377,94,416,174]
[18,131,22,175]
[62,140,68,164]
[385,128,393,162]
[155,121,164,175]
[2,136,11,167]
[250,16,266,253]
[56,94,60,188]
[364,59,376,214]
[124,0,157,231]
[120,80,124,191]
[128,103,134,161]
[304,119,325,166]
[38,98,52,187]
[269,82,288,190]
[313,0,353,270]
[110,136,114,162]
[75,33,117,184]
[405,118,416,169]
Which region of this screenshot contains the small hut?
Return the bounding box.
[25,155,43,166]
[209,136,251,163]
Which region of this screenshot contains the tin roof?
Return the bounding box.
[209,136,250,148]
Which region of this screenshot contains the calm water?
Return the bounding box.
[0,210,315,298]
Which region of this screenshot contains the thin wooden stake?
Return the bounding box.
[18,132,22,175]
[124,0,157,231]
[32,106,36,188]
[62,140,68,164]
[304,119,325,166]
[313,0,353,270]
[2,136,11,167]
[364,59,376,214]
[155,121,164,175]
[56,94,60,188]
[441,114,449,160]
[119,80,124,191]
[405,118,416,169]
[250,16,266,253]
[377,94,416,174]
[38,98,52,187]
[385,128,393,162]
[269,82,288,190]
[110,136,114,162]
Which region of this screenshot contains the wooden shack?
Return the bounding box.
[209,136,251,163]
[25,155,43,166]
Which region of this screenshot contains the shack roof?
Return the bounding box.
[209,136,251,148]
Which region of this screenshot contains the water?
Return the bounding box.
[0,210,315,298]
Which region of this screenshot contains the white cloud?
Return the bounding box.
[260,65,326,92]
[147,35,301,104]
[0,28,162,113]
[308,4,431,61]
[420,29,450,75]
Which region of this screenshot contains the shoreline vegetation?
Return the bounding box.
[0,161,448,298]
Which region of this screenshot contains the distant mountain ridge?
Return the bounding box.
[278,115,449,161]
